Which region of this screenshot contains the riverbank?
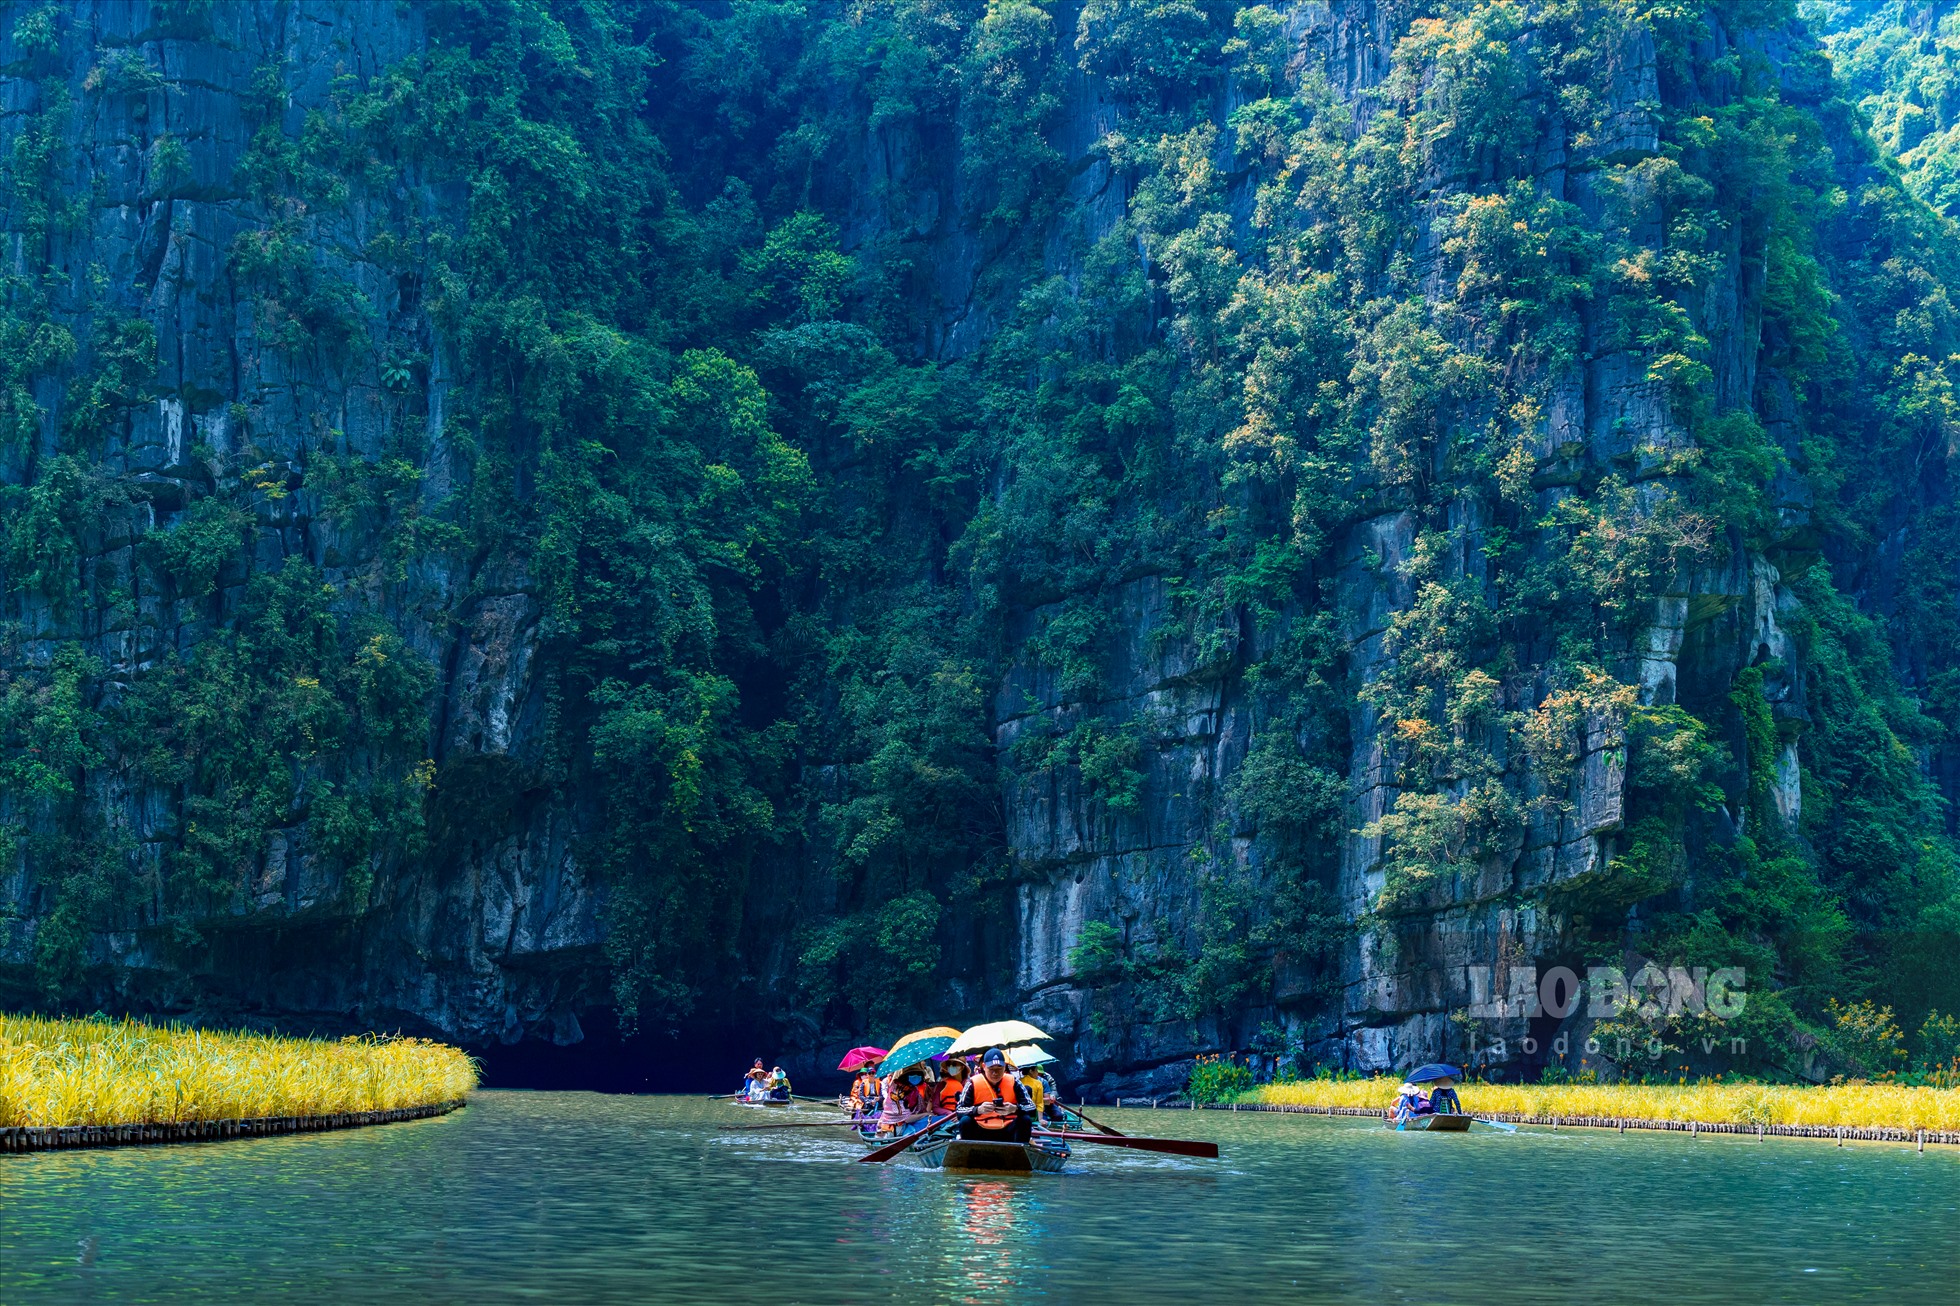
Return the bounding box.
[1240,1077,1960,1135]
[0,1014,478,1134]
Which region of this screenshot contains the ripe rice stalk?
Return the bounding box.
[1252,1076,1960,1132]
[0,1014,479,1128]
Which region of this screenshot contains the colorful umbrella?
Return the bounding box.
[837,1046,888,1072]
[879,1026,962,1074]
[946,1019,1049,1056]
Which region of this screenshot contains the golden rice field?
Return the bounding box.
[1250,1077,1960,1132]
[0,1013,479,1129]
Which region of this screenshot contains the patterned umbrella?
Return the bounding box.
[878,1027,962,1074]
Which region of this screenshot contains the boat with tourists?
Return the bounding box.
[912,1134,1070,1173]
[1387,1063,1477,1131]
[727,1016,1221,1172]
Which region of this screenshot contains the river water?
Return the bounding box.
[3,1091,1954,1303]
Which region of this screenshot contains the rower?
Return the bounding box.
[1035,1066,1065,1123]
[957,1047,1033,1143]
[767,1067,793,1102]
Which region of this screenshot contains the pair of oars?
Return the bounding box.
[855,1112,1219,1163]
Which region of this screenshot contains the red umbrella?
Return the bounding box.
[837,1046,888,1072]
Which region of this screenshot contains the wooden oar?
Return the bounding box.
[857,1113,954,1164]
[1472,1117,1518,1133]
[1033,1129,1219,1159]
[731,1118,859,1131]
[1064,1106,1125,1137]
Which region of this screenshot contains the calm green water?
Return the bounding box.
[3,1090,1955,1303]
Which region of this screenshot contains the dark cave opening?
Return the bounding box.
[471,1013,851,1097]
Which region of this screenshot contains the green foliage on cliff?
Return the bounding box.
[2,0,1957,1068]
[1807,0,1960,217]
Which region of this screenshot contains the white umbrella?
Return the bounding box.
[1003,1042,1055,1067]
[947,1019,1050,1056]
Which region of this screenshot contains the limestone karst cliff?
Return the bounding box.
[3,0,1956,1089]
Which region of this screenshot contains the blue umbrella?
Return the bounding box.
[1406,1063,1462,1084]
[878,1027,961,1074]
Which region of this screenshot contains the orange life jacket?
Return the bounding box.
[935,1076,965,1113]
[969,1070,1021,1130]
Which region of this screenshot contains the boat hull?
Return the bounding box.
[911,1137,1069,1173]
[1391,1112,1472,1131]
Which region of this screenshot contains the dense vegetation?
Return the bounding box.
[2,0,1956,1080]
[1807,0,1960,216]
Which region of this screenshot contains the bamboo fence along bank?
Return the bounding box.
[0,1014,478,1153]
[1221,1078,1960,1146]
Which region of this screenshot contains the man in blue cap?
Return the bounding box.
[957,1047,1034,1142]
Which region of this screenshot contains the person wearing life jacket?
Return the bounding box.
[1014,1060,1046,1118]
[934,1057,970,1114]
[957,1047,1033,1142]
[1035,1067,1065,1123]
[849,1067,883,1120]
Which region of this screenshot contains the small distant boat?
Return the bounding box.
[1390,1112,1472,1131]
[910,1135,1070,1173]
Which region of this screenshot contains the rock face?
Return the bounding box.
[0,0,599,1042]
[1,1,1952,1084]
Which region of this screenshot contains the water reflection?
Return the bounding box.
[947,1177,1045,1298]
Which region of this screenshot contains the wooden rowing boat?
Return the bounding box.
[910,1135,1070,1173]
[1390,1112,1472,1131]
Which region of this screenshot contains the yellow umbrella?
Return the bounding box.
[947,1019,1049,1056]
[891,1025,962,1044]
